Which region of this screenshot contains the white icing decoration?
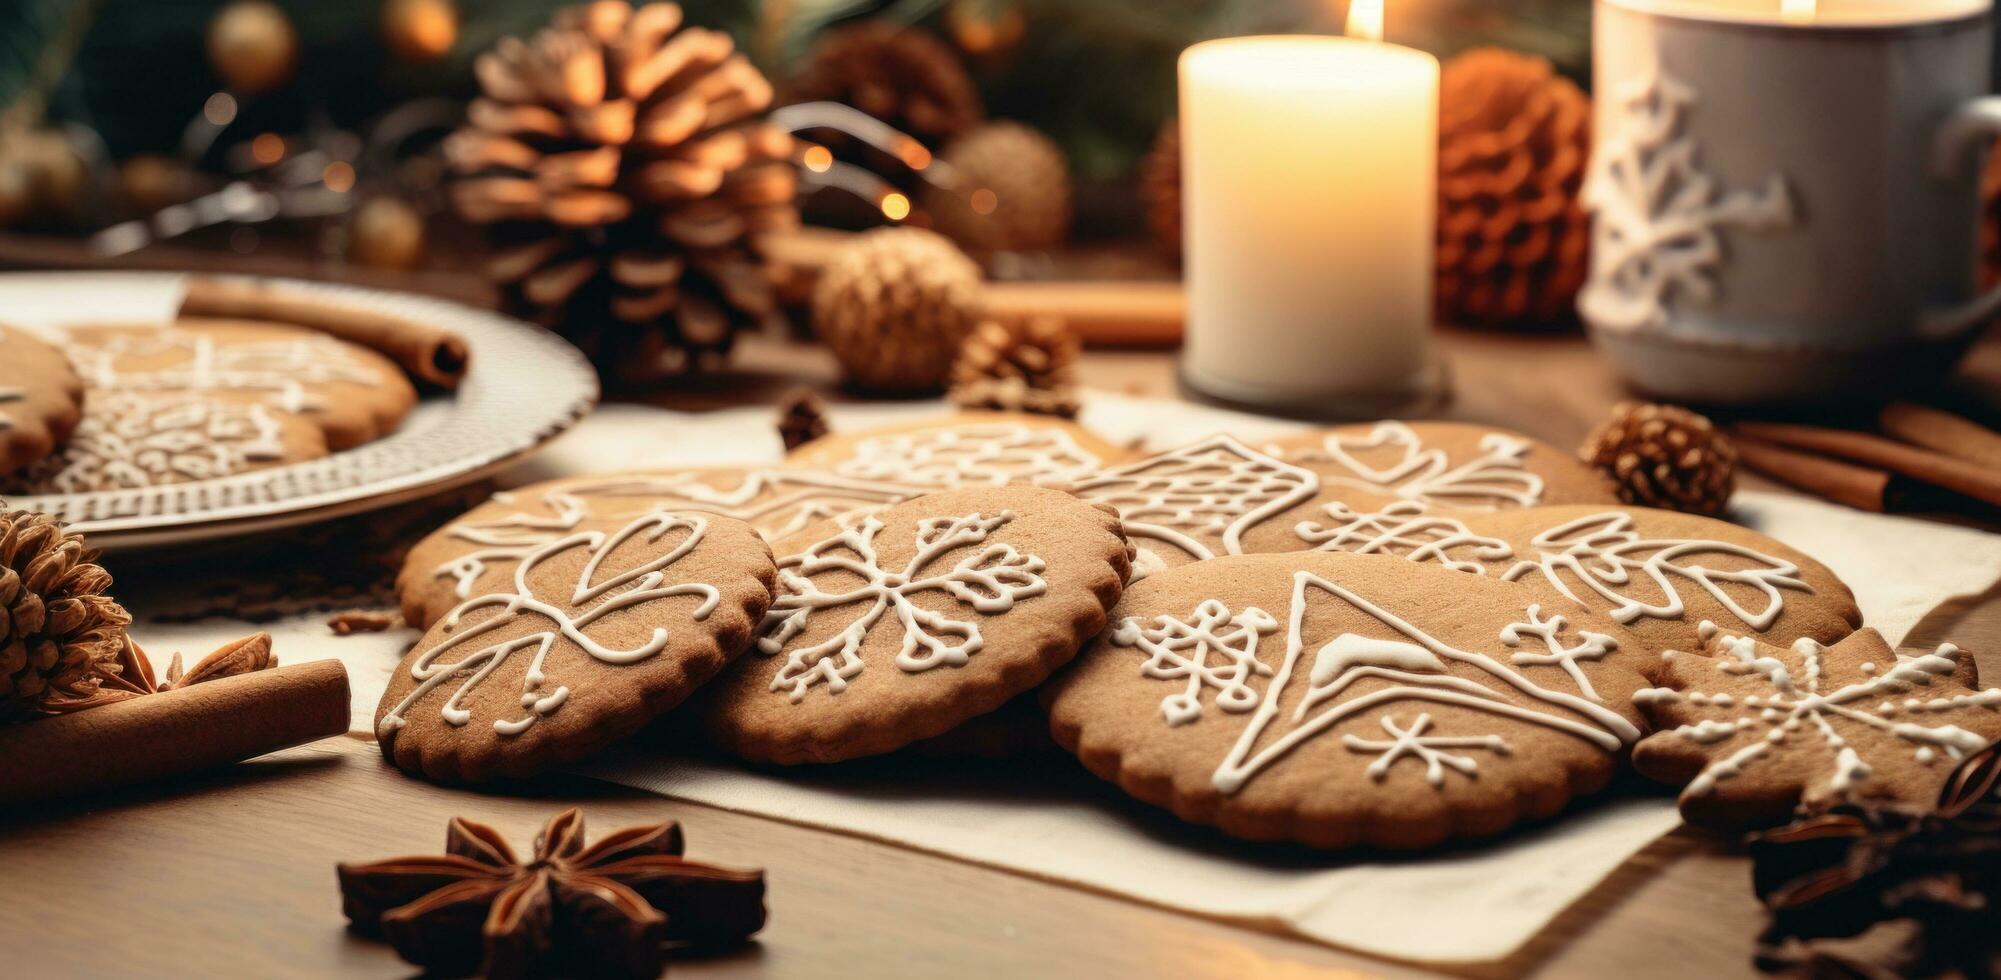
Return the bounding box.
[831,423,1101,488]
[1295,500,1514,572]
[758,510,1047,702]
[1501,512,1811,632]
[1635,637,2001,801]
[62,327,383,414]
[1275,421,1545,510]
[1500,604,1620,701]
[5,392,288,493]
[378,512,722,737]
[1343,713,1512,786]
[1580,65,1797,333]
[1066,435,1319,571]
[1107,571,1642,795]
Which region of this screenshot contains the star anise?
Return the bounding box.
[337,808,766,980]
[40,632,277,713]
[1750,743,2001,977]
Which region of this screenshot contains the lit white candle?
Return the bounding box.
[1178,9,1440,412]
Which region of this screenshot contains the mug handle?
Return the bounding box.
[1924,96,2001,340]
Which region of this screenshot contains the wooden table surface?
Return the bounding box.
[5,325,1999,980]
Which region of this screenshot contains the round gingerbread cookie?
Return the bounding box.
[1264,420,1614,510]
[376,510,777,783]
[4,390,328,494]
[0,323,84,476]
[700,485,1131,764]
[784,411,1129,490]
[1045,551,1656,850]
[398,467,924,629]
[61,318,417,450]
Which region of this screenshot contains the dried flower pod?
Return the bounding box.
[786,21,981,143]
[0,511,132,721]
[950,316,1080,418]
[812,227,983,393]
[925,121,1072,253]
[1579,401,1737,517]
[1436,47,1592,328]
[776,387,830,451]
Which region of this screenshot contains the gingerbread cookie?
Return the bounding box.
[1632,628,2001,830]
[376,511,777,783]
[61,318,417,450]
[1045,551,1655,849]
[700,485,1130,764]
[784,412,1126,489]
[0,323,84,476]
[4,390,327,494]
[398,467,922,629]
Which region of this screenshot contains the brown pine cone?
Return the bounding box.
[950,316,1080,418]
[445,1,800,384]
[1580,402,1737,517]
[1436,47,1591,329]
[776,387,830,451]
[812,227,983,393]
[787,21,982,142]
[0,511,131,721]
[1140,119,1180,260]
[925,121,1071,253]
[1981,140,2001,289]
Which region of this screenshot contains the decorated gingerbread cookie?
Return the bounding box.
[61,318,417,450]
[784,412,1127,489]
[1632,628,2001,830]
[375,510,777,783]
[1044,551,1655,849]
[1264,421,1614,510]
[397,467,922,629]
[4,390,328,494]
[700,485,1130,764]
[0,323,84,476]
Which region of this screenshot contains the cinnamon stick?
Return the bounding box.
[1730,421,2001,509]
[1880,402,2001,470]
[180,276,470,388]
[0,660,350,804]
[1733,436,1892,513]
[982,281,1185,348]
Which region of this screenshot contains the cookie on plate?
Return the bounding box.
[0,323,84,476]
[1045,551,1655,850]
[61,318,418,449]
[4,390,327,494]
[376,510,776,783]
[784,411,1126,489]
[1632,628,2001,830]
[397,467,922,629]
[701,485,1130,764]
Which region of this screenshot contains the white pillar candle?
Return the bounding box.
[1178,34,1440,411]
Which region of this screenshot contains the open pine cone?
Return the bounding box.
[1580,402,1737,517]
[446,1,800,383]
[1436,47,1591,329]
[950,316,1080,418]
[787,21,981,143]
[1140,119,1180,260]
[0,511,131,721]
[925,121,1072,253]
[813,227,983,393]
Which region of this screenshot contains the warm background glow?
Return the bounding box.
[1347,0,1385,41]
[1781,0,1817,22]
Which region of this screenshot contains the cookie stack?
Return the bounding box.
[1,318,419,493]
[385,411,2001,851]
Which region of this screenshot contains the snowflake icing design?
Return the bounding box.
[380,512,723,737]
[1277,421,1544,509]
[833,424,1101,488]
[1067,435,1319,572]
[1108,572,1641,794]
[1635,633,2001,804]
[1342,713,1512,787]
[759,511,1048,702]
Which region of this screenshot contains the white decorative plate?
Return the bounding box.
[1,271,598,551]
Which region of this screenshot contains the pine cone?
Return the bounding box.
[0,511,132,722]
[1140,119,1180,260]
[1980,140,2001,289]
[446,1,800,384]
[950,316,1080,418]
[1436,47,1591,329]
[776,387,830,451]
[787,21,981,143]
[1580,402,1737,517]
[925,121,1071,253]
[812,227,983,393]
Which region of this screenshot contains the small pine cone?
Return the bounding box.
[950,316,1081,418]
[1981,139,2001,288]
[1580,402,1737,517]
[1436,47,1591,329]
[925,121,1071,253]
[445,1,801,385]
[1140,119,1180,259]
[813,227,983,393]
[787,21,982,142]
[776,387,830,451]
[0,511,132,721]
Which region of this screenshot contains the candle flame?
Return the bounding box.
[1781,0,1815,22]
[1347,0,1384,42]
